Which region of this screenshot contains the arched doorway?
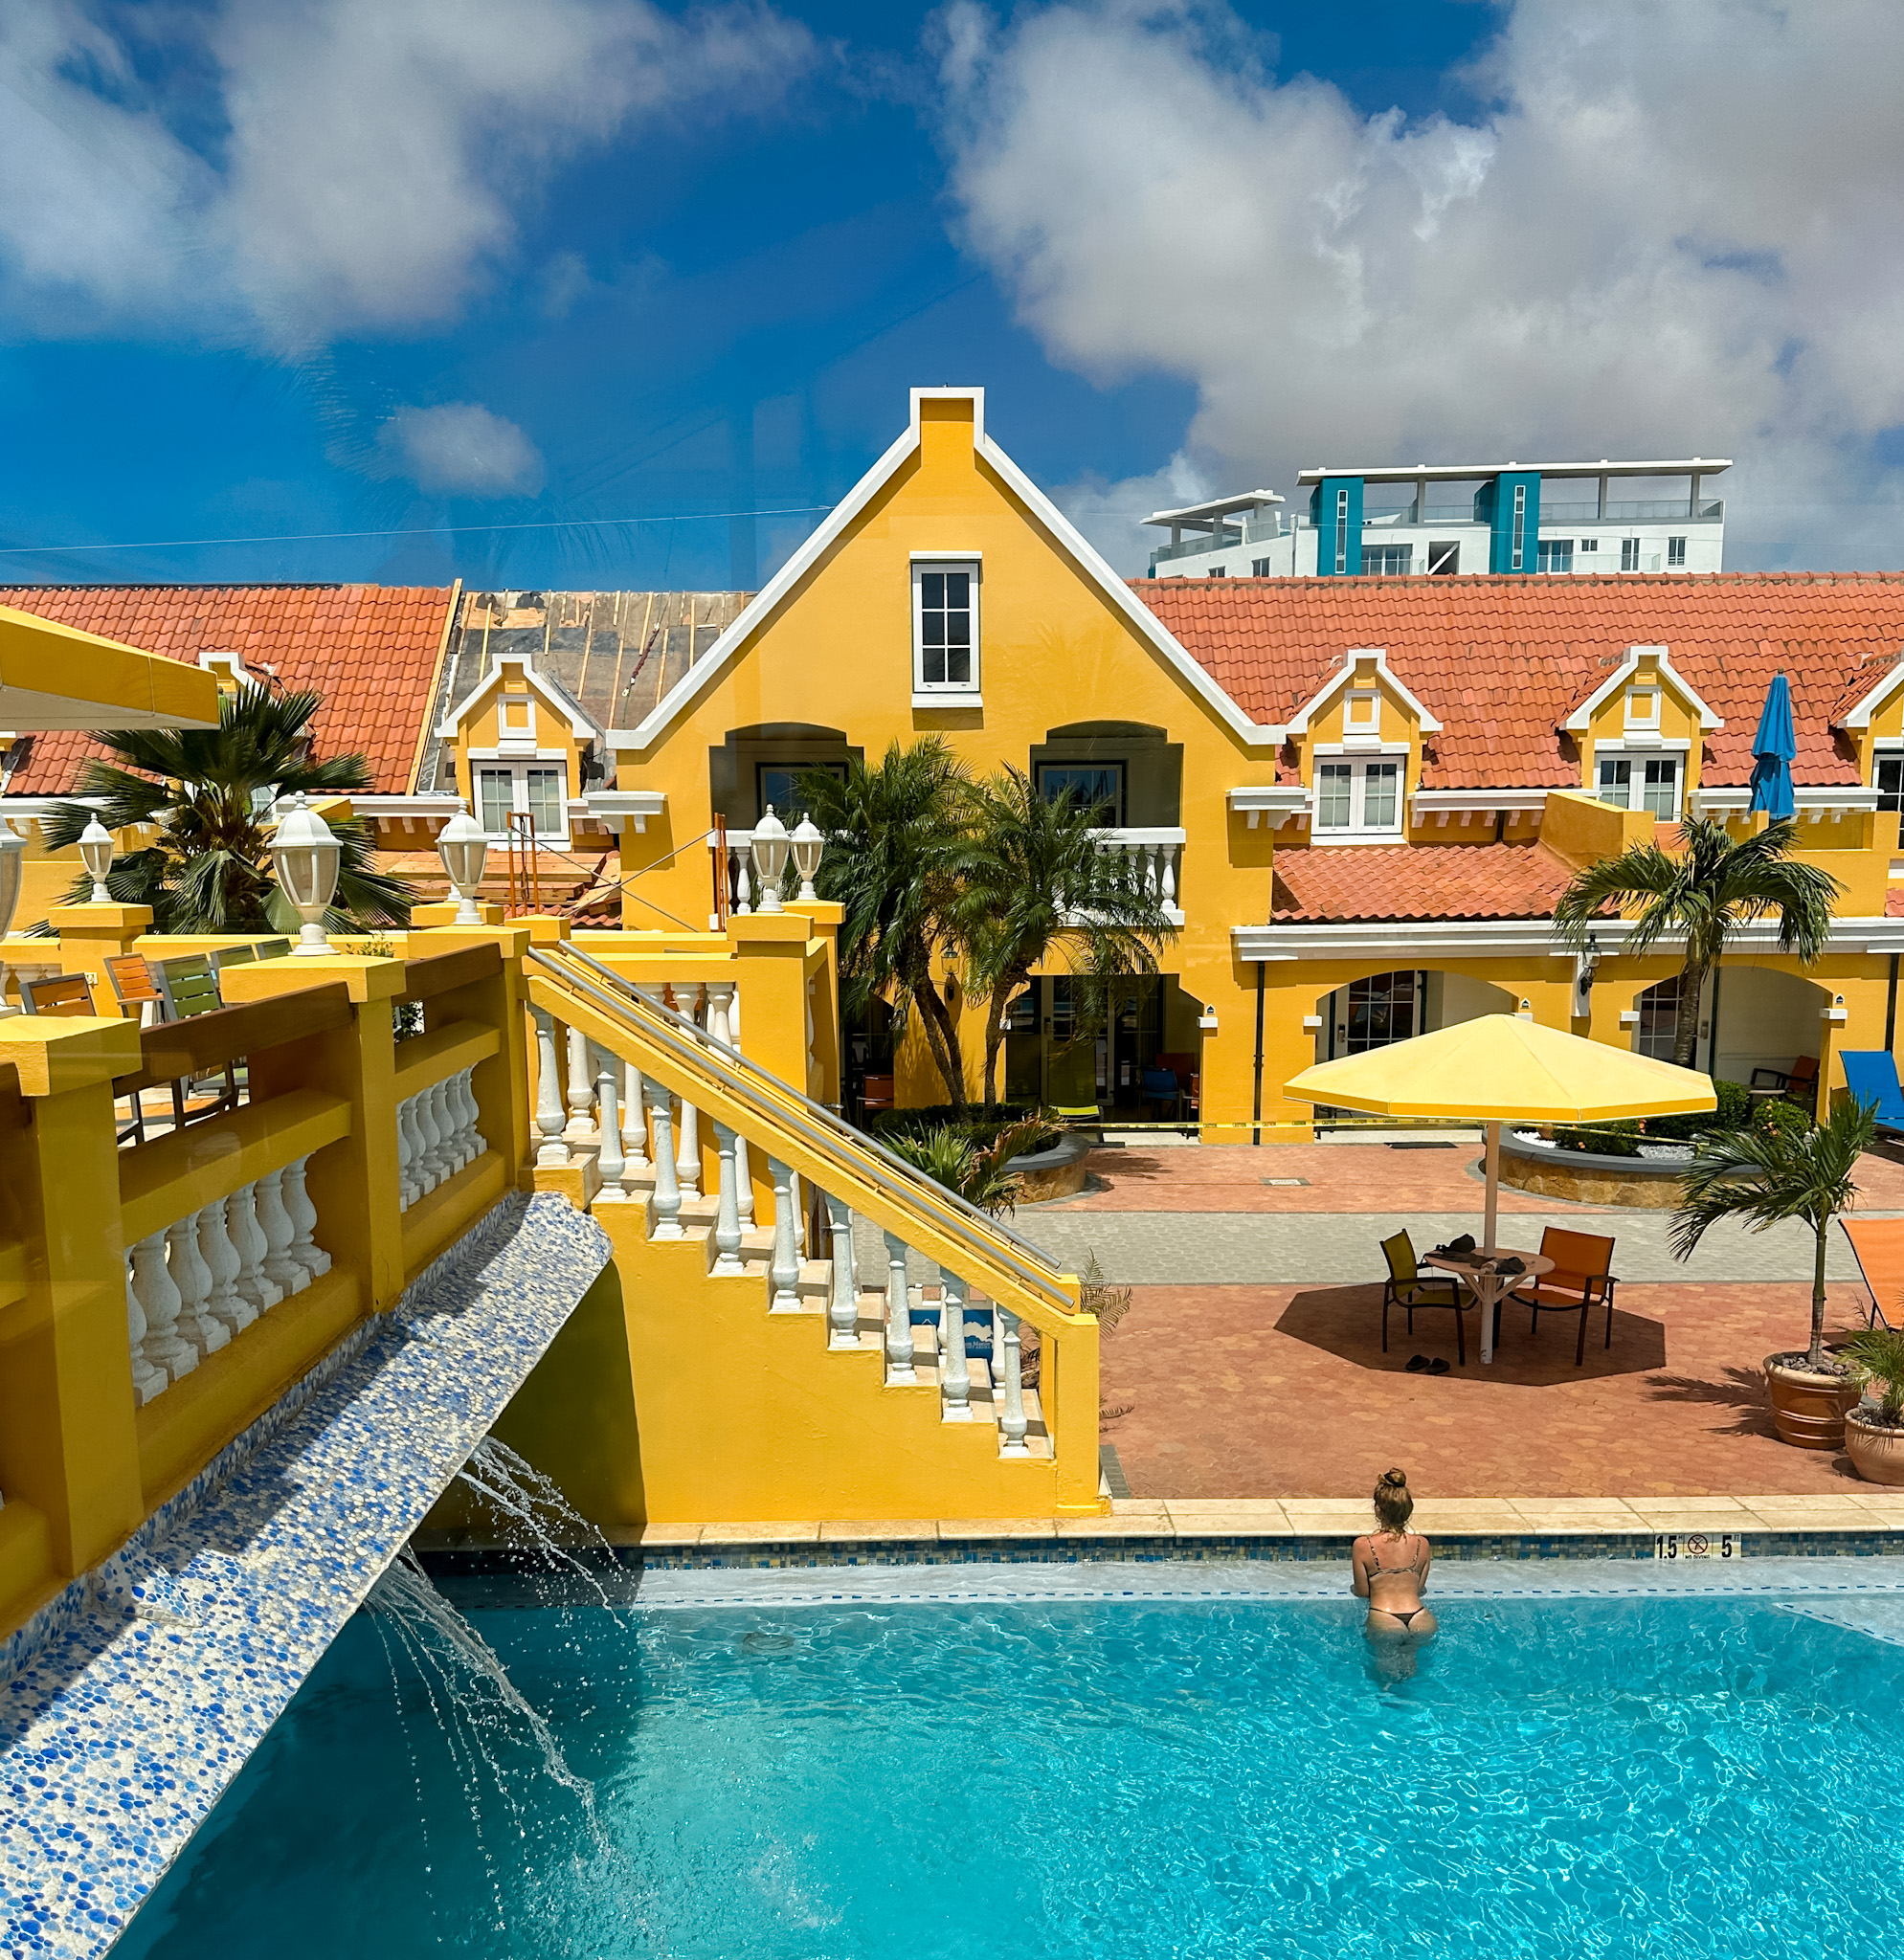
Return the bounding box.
[1313,970,1517,1062]
[1628,967,1829,1089]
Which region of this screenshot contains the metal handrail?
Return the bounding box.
[528,944,1079,1310]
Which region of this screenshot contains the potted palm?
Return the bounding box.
[1670,1094,1878,1449]
[1842,1326,1904,1484]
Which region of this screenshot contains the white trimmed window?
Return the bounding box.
[1624,684,1661,733]
[1344,688,1380,736]
[1314,759,1401,834]
[1598,755,1678,817]
[911,560,979,696]
[474,762,566,840]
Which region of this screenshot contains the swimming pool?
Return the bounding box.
[117,1567,1904,1958]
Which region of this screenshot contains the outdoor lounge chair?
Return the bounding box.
[1380,1229,1472,1364]
[1838,1051,1904,1141]
[1516,1227,1619,1366]
[1750,1053,1819,1109]
[19,973,97,1015]
[154,953,241,1120]
[1840,1216,1904,1331]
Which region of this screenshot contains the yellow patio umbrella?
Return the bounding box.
[1285,1014,1714,1362]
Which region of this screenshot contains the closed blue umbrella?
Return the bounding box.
[1748,671,1797,820]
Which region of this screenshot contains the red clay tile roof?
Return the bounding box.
[0,585,454,795]
[1137,572,1904,791]
[1888,885,1904,919]
[1271,841,1578,923]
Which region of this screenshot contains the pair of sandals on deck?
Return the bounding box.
[1402,1353,1452,1376]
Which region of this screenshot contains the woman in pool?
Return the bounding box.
[1352,1468,1437,1642]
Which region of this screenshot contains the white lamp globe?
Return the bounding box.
[270,794,344,955]
[78,815,116,903]
[437,801,488,924]
[789,814,825,902]
[750,805,791,914]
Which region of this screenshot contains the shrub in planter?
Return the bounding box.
[1553,1120,1643,1157]
[1752,1096,1813,1142]
[869,1103,1061,1156]
[1841,1325,1904,1484]
[1641,1078,1753,1143]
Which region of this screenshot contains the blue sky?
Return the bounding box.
[2,1,1899,590]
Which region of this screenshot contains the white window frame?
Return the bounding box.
[909,554,981,705]
[1621,537,1642,571]
[1598,753,1681,819]
[1667,536,1687,568]
[468,753,571,843]
[1311,757,1405,840]
[1624,684,1661,733]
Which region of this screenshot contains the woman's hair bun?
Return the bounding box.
[1380,1468,1408,1489]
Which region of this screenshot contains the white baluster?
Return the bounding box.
[1159,842,1179,910]
[282,1156,330,1278]
[257,1169,308,1294]
[675,1080,702,1198]
[825,1192,857,1348]
[711,983,753,1227]
[410,1081,443,1193]
[125,1259,168,1405]
[565,1025,596,1141]
[710,1124,745,1274]
[531,1009,570,1168]
[768,1159,800,1309]
[997,1307,1029,1454]
[198,1200,254,1337]
[229,1182,283,1314]
[732,846,752,915]
[621,1061,649,1172]
[459,1067,487,1160]
[396,1093,420,1210]
[435,1078,461,1178]
[643,1080,683,1238]
[883,1229,915,1381]
[594,1048,626,1200]
[939,1271,972,1419]
[131,1231,195,1383]
[167,1214,229,1358]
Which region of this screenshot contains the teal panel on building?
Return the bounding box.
[1309,476,1364,576]
[1475,471,1541,574]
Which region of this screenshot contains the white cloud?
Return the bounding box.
[378,402,545,497]
[1050,449,1212,570]
[938,0,1904,570]
[0,0,815,343]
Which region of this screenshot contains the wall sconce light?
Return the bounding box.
[270,794,343,955]
[78,815,115,902]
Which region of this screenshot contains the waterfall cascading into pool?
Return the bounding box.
[449,1435,630,1611]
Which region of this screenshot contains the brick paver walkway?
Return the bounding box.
[1030,1143,1904,1501]
[1099,1281,1875,1500]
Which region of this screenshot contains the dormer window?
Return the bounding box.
[911,556,980,702]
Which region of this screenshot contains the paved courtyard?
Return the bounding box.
[1007,1140,1904,1503]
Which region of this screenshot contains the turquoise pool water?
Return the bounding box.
[119,1585,1904,1957]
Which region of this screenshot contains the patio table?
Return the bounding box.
[1422,1248,1554,1363]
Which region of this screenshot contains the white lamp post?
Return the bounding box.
[0,821,22,1016]
[750,805,791,915]
[78,815,116,902]
[270,794,343,955]
[437,800,488,925]
[790,814,825,902]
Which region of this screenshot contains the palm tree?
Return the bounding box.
[1670,1094,1877,1368]
[39,684,412,935]
[798,738,973,1110]
[957,766,1179,1111]
[1555,816,1840,1068]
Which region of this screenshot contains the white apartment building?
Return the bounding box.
[1146,457,1730,581]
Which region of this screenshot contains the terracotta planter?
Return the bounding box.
[1845,1407,1904,1484]
[1763,1355,1858,1450]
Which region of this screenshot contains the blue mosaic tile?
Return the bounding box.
[0,1192,610,1960]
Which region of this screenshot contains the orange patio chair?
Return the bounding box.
[19,973,98,1015]
[1839,1216,1904,1331]
[1518,1227,1619,1366]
